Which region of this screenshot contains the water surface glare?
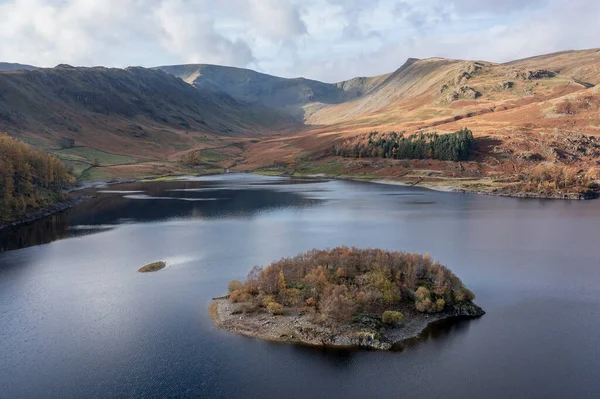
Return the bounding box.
[1,174,599,398]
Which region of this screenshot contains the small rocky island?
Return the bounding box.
[210,247,484,350]
[138,261,166,273]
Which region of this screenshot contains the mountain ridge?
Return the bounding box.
[0,62,38,72]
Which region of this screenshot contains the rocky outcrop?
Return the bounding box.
[445,91,460,102]
[466,62,485,75]
[508,69,557,80]
[450,302,486,317]
[445,86,481,102]
[528,69,557,79]
[455,71,471,85]
[460,86,481,99]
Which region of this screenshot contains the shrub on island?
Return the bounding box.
[223,247,480,326]
[382,311,404,325]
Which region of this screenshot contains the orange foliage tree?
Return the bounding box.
[0,134,71,223]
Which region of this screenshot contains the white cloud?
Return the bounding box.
[246,0,306,40]
[0,0,598,81]
[449,0,549,14]
[153,0,254,66]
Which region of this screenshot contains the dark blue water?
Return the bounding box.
[1,174,599,398]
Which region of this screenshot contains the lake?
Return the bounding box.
[1,174,600,398]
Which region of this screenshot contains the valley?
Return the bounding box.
[2,49,600,198]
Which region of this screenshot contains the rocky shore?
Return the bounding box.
[456,187,600,200]
[210,299,484,351]
[254,171,600,201]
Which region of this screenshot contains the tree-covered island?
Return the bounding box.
[210,247,484,350]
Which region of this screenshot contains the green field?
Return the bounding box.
[79,167,112,181]
[197,148,230,163]
[296,160,345,175]
[52,146,138,166]
[62,160,92,177]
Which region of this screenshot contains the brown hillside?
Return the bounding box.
[0,65,292,179]
[238,50,600,197]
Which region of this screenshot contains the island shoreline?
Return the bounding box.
[210,299,484,351]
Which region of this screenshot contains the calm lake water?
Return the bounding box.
[1,174,600,398]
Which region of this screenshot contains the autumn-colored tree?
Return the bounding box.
[304,266,329,298]
[225,247,477,324]
[319,285,356,323]
[228,280,244,294]
[0,134,71,223]
[277,270,287,293]
[258,265,282,294]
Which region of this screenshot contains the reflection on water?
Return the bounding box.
[393,317,478,351]
[0,214,72,252]
[0,175,322,252]
[2,174,600,399]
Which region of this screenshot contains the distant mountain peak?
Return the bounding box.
[54,64,76,69]
[0,62,38,72]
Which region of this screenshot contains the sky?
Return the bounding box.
[0,0,598,82]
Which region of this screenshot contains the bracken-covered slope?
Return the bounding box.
[237,49,600,198]
[305,50,600,128]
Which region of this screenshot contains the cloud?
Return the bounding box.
[449,0,550,14]
[154,0,254,66]
[0,0,598,82]
[0,0,302,67]
[246,0,307,40]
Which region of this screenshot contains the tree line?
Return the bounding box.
[333,128,475,162]
[0,135,71,223]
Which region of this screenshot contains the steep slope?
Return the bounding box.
[307,58,464,125]
[0,65,288,161]
[157,63,384,121]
